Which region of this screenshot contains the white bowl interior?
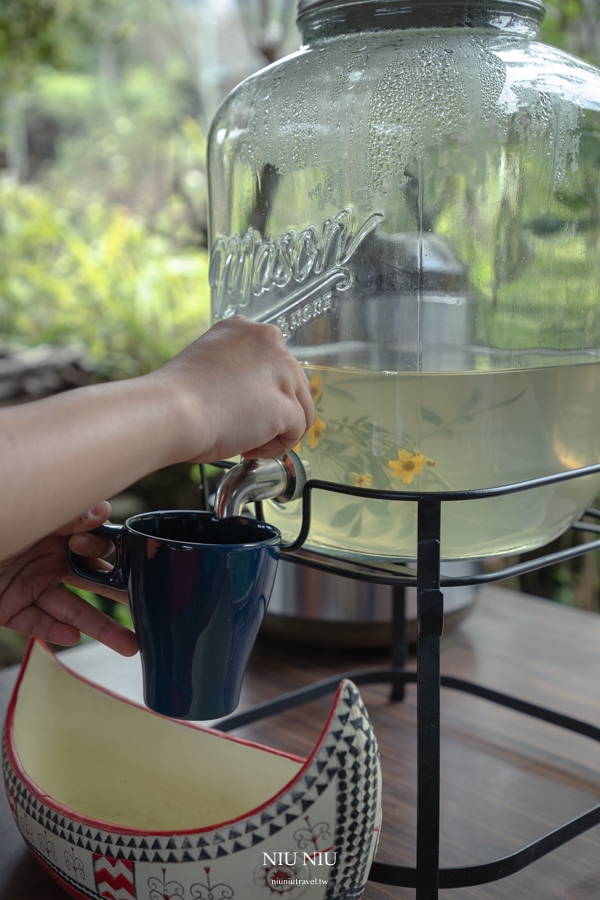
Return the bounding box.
[11,643,303,831]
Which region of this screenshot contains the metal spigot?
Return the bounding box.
[215,450,309,519]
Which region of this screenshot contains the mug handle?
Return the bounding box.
[67,523,127,591]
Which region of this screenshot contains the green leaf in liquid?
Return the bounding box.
[368,501,391,517]
[322,441,353,454]
[487,387,526,411]
[420,405,444,426]
[458,388,482,413]
[326,385,357,401]
[349,514,363,538]
[331,503,363,527]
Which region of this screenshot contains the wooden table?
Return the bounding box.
[2,585,600,899]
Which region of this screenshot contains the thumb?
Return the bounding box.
[55,501,112,537]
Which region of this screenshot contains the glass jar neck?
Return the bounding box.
[298,1,544,42]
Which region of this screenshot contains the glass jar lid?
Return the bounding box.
[297,0,545,18]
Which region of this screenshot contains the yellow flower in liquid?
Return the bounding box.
[351,473,373,489]
[307,415,327,449]
[388,449,428,484]
[309,374,323,403]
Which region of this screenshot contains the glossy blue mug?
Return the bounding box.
[68,511,281,720]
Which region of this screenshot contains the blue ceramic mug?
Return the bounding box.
[68,511,281,720]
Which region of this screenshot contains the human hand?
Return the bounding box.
[0,502,137,656]
[150,316,315,463]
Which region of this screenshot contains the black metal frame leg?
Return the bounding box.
[204,461,600,895]
[416,499,444,900]
[218,665,600,892]
[390,585,406,702]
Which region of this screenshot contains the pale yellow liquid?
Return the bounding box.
[267,364,600,560]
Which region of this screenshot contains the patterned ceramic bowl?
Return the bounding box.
[3,640,381,900]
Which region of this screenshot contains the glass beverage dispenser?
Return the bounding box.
[208,0,600,562]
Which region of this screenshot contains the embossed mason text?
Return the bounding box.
[210,209,383,334]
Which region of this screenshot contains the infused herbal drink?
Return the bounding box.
[265,363,600,561]
[209,0,600,562]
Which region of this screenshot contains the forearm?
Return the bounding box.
[0,317,313,561]
[0,373,188,559]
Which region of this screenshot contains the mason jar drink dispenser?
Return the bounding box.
[208,0,600,562]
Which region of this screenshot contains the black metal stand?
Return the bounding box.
[205,461,600,898]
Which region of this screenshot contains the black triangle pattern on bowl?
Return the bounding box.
[3,674,382,900]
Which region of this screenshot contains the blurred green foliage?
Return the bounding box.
[0,178,209,378]
[67,584,134,634]
[0,0,109,91]
[542,1,599,58]
[0,0,210,378]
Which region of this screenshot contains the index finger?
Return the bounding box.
[36,584,138,656]
[297,374,315,431]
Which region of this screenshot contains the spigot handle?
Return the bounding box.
[215,451,309,518]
